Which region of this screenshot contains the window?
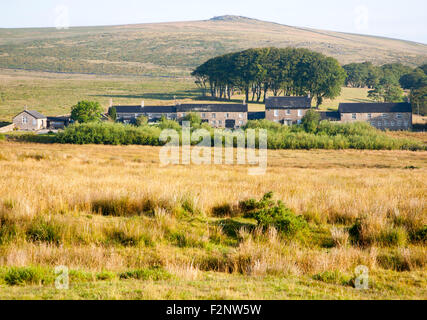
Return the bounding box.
[22,116,27,124]
[32,119,36,126]
[352,113,357,120]
[390,121,395,127]
[298,110,302,117]
[218,120,222,125]
[286,109,291,115]
[239,113,243,119]
[370,121,376,126]
[297,120,302,125]
[367,114,372,119]
[396,113,402,119]
[225,113,229,119]
[212,113,216,119]
[239,120,243,125]
[212,120,216,125]
[377,121,382,127]
[274,110,279,117]
[384,120,388,126]
[382,113,387,118]
[397,120,402,126]
[201,113,206,118]
[147,113,152,119]
[181,113,186,118]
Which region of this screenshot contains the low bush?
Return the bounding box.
[4,267,52,286]
[411,225,427,243]
[312,270,352,286]
[349,218,408,247]
[54,120,425,151]
[239,192,307,237]
[26,219,63,245]
[57,122,162,145]
[378,227,408,247]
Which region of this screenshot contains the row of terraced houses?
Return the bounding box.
[109,97,412,130]
[11,97,413,131]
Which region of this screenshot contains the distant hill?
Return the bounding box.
[0,15,426,77]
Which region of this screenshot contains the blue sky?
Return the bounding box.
[1,0,426,43]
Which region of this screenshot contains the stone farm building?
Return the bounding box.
[338,102,412,131]
[13,110,47,131]
[265,96,311,125]
[112,103,248,129]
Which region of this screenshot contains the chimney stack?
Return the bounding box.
[109,99,113,108]
[141,100,144,108]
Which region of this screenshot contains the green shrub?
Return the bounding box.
[0,133,5,141]
[312,270,352,286]
[26,219,62,244]
[119,267,171,281]
[96,271,116,281]
[4,267,52,286]
[239,192,307,237]
[378,227,408,247]
[411,225,427,243]
[55,119,425,150]
[0,216,18,245]
[69,270,95,282]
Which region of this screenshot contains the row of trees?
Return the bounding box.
[343,62,427,114]
[192,47,346,107]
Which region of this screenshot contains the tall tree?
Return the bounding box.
[71,101,103,123]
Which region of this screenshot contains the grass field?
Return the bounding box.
[0,141,425,299]
[0,69,373,122]
[0,16,426,77]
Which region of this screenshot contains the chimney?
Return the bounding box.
[109,99,113,108]
[25,105,28,111]
[141,100,144,108]
[243,98,246,105]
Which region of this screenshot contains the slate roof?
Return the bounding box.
[15,110,47,119]
[338,103,412,113]
[265,96,311,109]
[177,104,248,113]
[47,116,70,121]
[112,106,176,113]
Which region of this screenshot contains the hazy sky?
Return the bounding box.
[1,0,426,43]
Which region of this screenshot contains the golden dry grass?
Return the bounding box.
[0,141,426,299]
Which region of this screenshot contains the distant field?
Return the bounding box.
[0,142,425,299]
[0,69,371,121]
[0,16,426,77]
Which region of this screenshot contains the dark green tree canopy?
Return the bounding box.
[108,106,117,121]
[192,47,346,106]
[71,101,103,123]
